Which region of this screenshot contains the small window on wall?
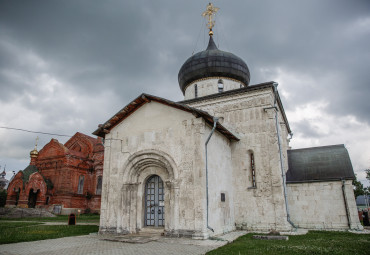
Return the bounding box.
[78,175,84,194]
[221,193,226,202]
[251,153,256,188]
[96,176,102,195]
[194,84,198,98]
[218,79,224,92]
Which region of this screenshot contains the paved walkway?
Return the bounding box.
[0,231,247,255]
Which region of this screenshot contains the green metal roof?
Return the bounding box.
[286,144,355,183]
[21,165,38,184]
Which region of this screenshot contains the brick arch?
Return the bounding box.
[71,142,82,152]
[6,176,24,206]
[65,133,96,155]
[25,172,47,207]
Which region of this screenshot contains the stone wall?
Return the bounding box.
[100,102,201,235]
[205,124,235,235]
[99,101,238,238]
[185,86,292,231]
[184,78,244,100]
[287,180,363,230]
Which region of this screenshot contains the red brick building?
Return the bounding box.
[6,132,104,214]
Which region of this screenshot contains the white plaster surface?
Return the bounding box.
[184,78,244,100]
[99,84,362,238]
[186,87,292,231]
[100,101,235,237]
[287,180,363,230]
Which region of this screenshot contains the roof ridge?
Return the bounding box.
[93,93,239,141]
[289,144,345,151]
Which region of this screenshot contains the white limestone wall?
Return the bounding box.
[186,87,292,231]
[184,78,244,100]
[287,180,363,230]
[205,125,235,235]
[99,101,235,237]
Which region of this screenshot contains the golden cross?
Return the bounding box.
[34,136,39,150]
[202,3,219,35]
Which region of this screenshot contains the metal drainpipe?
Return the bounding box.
[205,117,218,233]
[341,179,351,228]
[273,83,297,230]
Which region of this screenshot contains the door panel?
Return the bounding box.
[145,175,165,227]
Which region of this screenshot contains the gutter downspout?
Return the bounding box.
[341,179,351,228]
[273,83,297,230]
[205,117,218,233]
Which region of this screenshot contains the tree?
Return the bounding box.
[363,169,370,194]
[353,174,364,198]
[0,190,6,207]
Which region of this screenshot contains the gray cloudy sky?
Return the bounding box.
[1,0,369,185]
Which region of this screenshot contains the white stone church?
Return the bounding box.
[94,5,362,239]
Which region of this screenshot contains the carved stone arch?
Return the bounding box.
[122,149,178,183]
[117,149,180,234]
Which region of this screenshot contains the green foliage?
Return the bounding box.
[366,169,370,182]
[0,221,98,244]
[353,174,365,198]
[207,231,370,255]
[0,190,7,207]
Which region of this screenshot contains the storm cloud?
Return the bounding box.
[1,0,369,184]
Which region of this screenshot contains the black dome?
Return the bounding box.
[178,36,250,94]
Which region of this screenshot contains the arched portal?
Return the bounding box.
[145,175,164,227]
[114,149,179,234]
[28,188,39,208]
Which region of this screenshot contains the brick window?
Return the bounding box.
[77,175,84,194]
[195,84,198,98]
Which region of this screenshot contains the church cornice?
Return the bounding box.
[179,81,291,134]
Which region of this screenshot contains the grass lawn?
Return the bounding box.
[0,214,100,223]
[0,221,99,244]
[207,231,370,255]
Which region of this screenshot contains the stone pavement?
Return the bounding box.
[0,231,248,255]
